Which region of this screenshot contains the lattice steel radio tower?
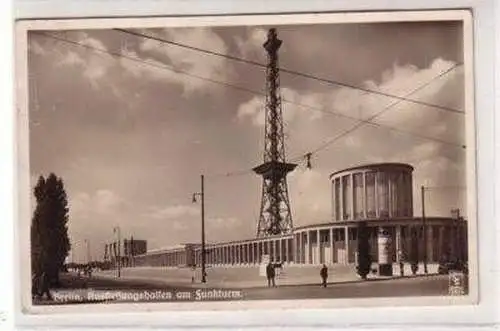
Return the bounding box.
[253,28,297,237]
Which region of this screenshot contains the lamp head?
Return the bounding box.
[192,194,197,203]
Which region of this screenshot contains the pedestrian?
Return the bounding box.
[320,264,328,288]
[266,262,276,287]
[398,249,405,277]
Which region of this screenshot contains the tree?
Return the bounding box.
[409,226,419,275]
[356,221,372,280]
[31,173,71,289]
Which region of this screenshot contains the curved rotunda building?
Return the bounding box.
[331,163,414,222]
[132,163,467,274]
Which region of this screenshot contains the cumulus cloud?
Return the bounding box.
[122,27,231,95]
[31,31,115,89]
[69,189,123,218]
[59,33,112,84]
[145,204,199,220]
[281,58,464,224]
[236,87,324,127]
[28,40,47,56]
[66,189,126,262]
[288,168,331,226]
[235,27,268,58]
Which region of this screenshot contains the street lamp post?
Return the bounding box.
[421,186,428,274]
[113,226,121,278]
[192,174,206,283]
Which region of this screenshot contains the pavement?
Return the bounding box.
[33,271,458,305]
[92,263,440,289]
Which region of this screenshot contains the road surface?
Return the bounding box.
[32,272,466,305]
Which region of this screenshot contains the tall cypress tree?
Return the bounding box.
[31,173,70,287]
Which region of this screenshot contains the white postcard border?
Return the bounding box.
[8,5,497,329]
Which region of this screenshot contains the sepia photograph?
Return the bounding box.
[16,10,476,312]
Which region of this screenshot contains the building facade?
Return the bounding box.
[132,163,467,271]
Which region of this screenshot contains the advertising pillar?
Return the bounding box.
[378,228,393,276]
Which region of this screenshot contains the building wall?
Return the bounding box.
[127,164,467,269]
[331,163,414,222]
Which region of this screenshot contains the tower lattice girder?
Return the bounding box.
[253,29,297,237]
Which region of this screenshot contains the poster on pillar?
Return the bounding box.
[14,6,480,320]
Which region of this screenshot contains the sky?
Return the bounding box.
[27,20,468,263]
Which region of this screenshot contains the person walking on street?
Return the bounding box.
[320,264,328,288]
[266,262,276,287]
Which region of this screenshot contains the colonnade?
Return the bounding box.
[133,219,466,268]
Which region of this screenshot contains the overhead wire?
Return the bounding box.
[289,62,464,165]
[33,30,465,176]
[114,28,464,115]
[35,31,464,152]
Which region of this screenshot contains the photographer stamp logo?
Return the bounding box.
[448,271,465,296]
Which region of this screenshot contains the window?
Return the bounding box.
[377,172,389,217]
[334,178,341,221]
[353,173,365,218]
[342,176,351,220]
[366,172,376,217]
[402,173,412,216]
[390,172,400,217]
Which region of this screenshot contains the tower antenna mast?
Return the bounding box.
[253,28,297,237]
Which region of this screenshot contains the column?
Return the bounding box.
[316,229,320,265]
[277,240,281,263]
[330,227,334,265]
[351,173,355,221]
[438,225,444,259]
[246,243,250,264]
[395,225,401,263]
[388,173,392,218]
[285,238,289,263]
[340,178,344,220]
[344,226,349,265]
[294,235,298,264]
[427,226,434,262]
[363,171,367,218]
[231,245,234,265]
[375,172,379,218]
[238,244,242,264]
[255,243,259,264]
[307,231,312,264]
[331,179,335,221]
[299,232,305,264]
[271,239,277,262]
[240,245,244,264]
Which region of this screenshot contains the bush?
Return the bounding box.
[409,227,419,275]
[356,222,371,280]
